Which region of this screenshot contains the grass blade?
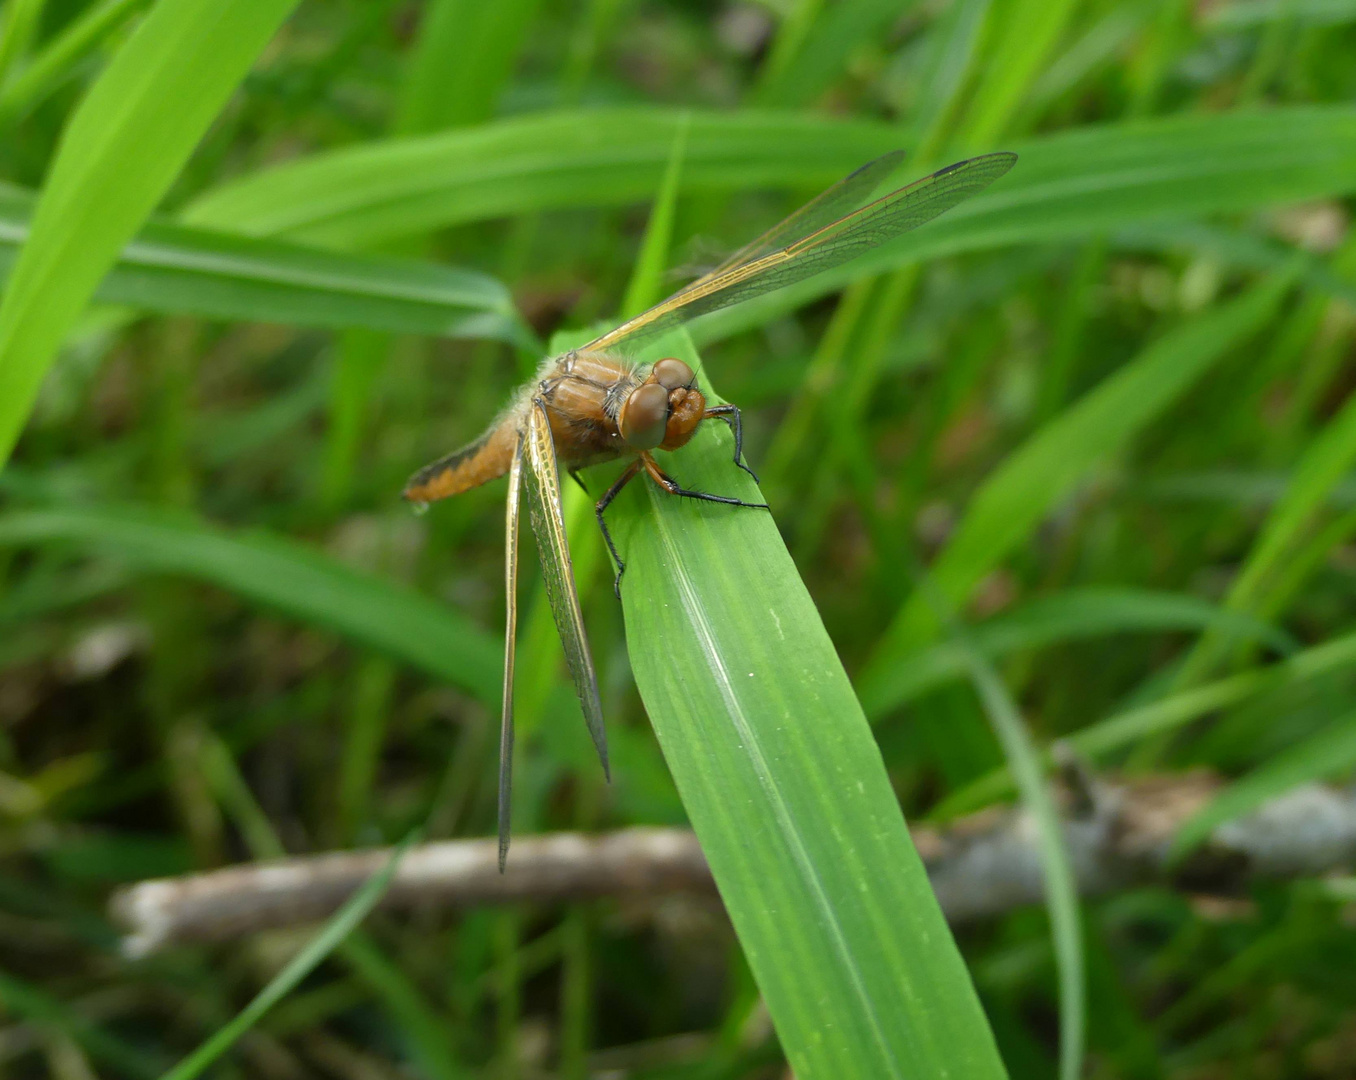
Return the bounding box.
[753,0,913,108]
[959,640,1084,1080]
[396,0,542,133]
[0,0,150,124]
[935,630,1356,817]
[0,186,524,342]
[340,933,467,1080]
[954,0,1082,148]
[618,115,688,319]
[0,505,500,703]
[860,273,1293,686]
[1169,708,1356,861]
[1182,390,1356,681]
[861,587,1294,718]
[696,106,1356,343]
[613,330,1007,1079]
[159,831,418,1080]
[0,972,168,1079]
[0,0,300,467]
[0,0,46,85]
[181,105,1356,262]
[182,108,903,243]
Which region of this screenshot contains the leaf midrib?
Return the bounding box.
[647,485,905,1080]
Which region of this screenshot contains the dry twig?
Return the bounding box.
[111,773,1356,957]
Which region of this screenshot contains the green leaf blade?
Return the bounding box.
[0,0,301,465]
[616,332,1006,1080]
[1170,708,1356,861]
[862,272,1293,685]
[0,186,522,341]
[0,505,501,704]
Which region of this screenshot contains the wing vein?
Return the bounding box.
[521,399,610,779]
[583,151,1016,354]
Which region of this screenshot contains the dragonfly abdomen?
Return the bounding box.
[403,421,519,503]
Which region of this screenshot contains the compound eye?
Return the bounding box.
[619,383,668,449]
[651,358,693,390]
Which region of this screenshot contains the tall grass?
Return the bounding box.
[2,0,1356,1077]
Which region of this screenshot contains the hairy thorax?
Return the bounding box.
[535,350,640,468]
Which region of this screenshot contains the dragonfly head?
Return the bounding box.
[618,358,705,451]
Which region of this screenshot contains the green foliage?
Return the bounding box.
[0,504,501,701]
[1170,708,1356,860]
[161,834,417,1080]
[959,637,1084,1080]
[0,0,300,463]
[616,330,1006,1080]
[4,0,1356,1077]
[863,272,1294,673]
[0,187,526,341]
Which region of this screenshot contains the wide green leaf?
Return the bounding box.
[610,329,1006,1079]
[0,0,301,465]
[0,185,525,342]
[181,107,1356,290]
[182,108,904,244]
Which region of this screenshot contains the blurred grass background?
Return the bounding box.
[3,0,1356,1076]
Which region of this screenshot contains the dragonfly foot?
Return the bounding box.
[647,460,770,512]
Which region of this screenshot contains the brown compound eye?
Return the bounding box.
[619,383,669,449]
[651,357,693,390]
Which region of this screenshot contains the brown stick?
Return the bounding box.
[110,773,1356,957]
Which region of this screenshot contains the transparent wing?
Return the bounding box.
[498,437,523,871]
[699,149,906,281]
[520,399,610,779]
[583,151,1016,354]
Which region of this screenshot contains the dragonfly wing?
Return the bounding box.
[699,149,907,280]
[520,399,610,779]
[584,151,1016,354]
[498,435,524,871]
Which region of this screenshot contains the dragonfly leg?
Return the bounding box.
[567,468,590,495]
[703,403,759,483]
[595,458,644,598]
[641,454,771,512]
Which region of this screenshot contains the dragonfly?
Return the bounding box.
[403,149,1016,868]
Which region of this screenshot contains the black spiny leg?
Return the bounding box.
[703,404,759,483]
[567,468,590,495]
[642,454,770,512]
[595,459,644,598]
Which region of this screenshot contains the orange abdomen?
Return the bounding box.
[403,422,518,503]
